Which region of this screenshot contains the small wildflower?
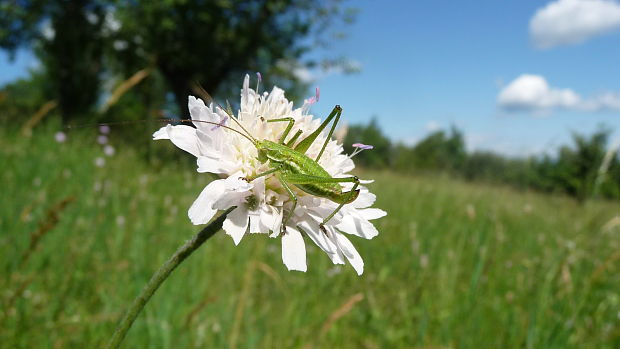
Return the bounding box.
[99,125,111,134]
[104,145,115,156]
[97,135,108,145]
[55,131,67,143]
[116,215,126,226]
[94,157,106,167]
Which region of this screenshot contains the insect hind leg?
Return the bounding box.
[320,176,360,233]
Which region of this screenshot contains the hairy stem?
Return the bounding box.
[105,208,233,349]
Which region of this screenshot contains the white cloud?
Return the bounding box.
[497,74,620,113]
[41,20,55,40]
[530,0,620,49]
[425,121,440,131]
[292,66,314,83]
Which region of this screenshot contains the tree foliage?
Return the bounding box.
[0,0,355,121]
[343,120,619,202]
[1,0,108,120]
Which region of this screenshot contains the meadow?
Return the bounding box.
[2,122,620,348]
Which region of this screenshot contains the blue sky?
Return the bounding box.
[308,0,620,156]
[2,0,619,156]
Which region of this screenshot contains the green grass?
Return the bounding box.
[2,122,620,348]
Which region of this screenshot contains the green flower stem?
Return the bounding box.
[105,208,234,349]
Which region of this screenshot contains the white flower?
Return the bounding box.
[104,145,115,156]
[55,131,67,143]
[97,135,108,145]
[153,75,386,275]
[99,125,111,134]
[94,157,106,167]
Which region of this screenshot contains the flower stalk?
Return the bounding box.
[105,208,233,349]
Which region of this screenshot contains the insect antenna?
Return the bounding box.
[66,118,256,144]
[191,81,256,142]
[186,119,255,144]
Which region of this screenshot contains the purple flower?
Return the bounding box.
[99,125,111,134]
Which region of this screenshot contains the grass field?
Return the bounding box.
[2,122,620,348]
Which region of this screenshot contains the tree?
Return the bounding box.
[409,126,466,172]
[1,0,110,121]
[1,0,355,121]
[556,127,610,202]
[110,0,355,117]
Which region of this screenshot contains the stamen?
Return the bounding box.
[256,72,262,92]
[352,143,374,150]
[349,143,374,158]
[210,115,229,130]
[315,86,320,102]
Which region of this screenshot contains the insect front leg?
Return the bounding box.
[241,164,282,182]
[276,173,298,236]
[266,117,296,144]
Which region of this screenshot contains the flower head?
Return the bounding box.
[153,75,385,274]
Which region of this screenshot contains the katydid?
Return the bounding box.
[189,102,360,236]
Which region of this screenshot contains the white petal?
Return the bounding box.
[197,156,230,175]
[336,214,379,240]
[298,219,345,265]
[241,74,250,112]
[152,126,170,140]
[223,207,249,245]
[248,212,261,233]
[212,175,254,209]
[260,206,281,235]
[188,95,207,122]
[333,233,364,275]
[159,124,201,157]
[188,179,227,225]
[351,188,376,208]
[358,208,387,220]
[297,219,333,253]
[281,227,307,272]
